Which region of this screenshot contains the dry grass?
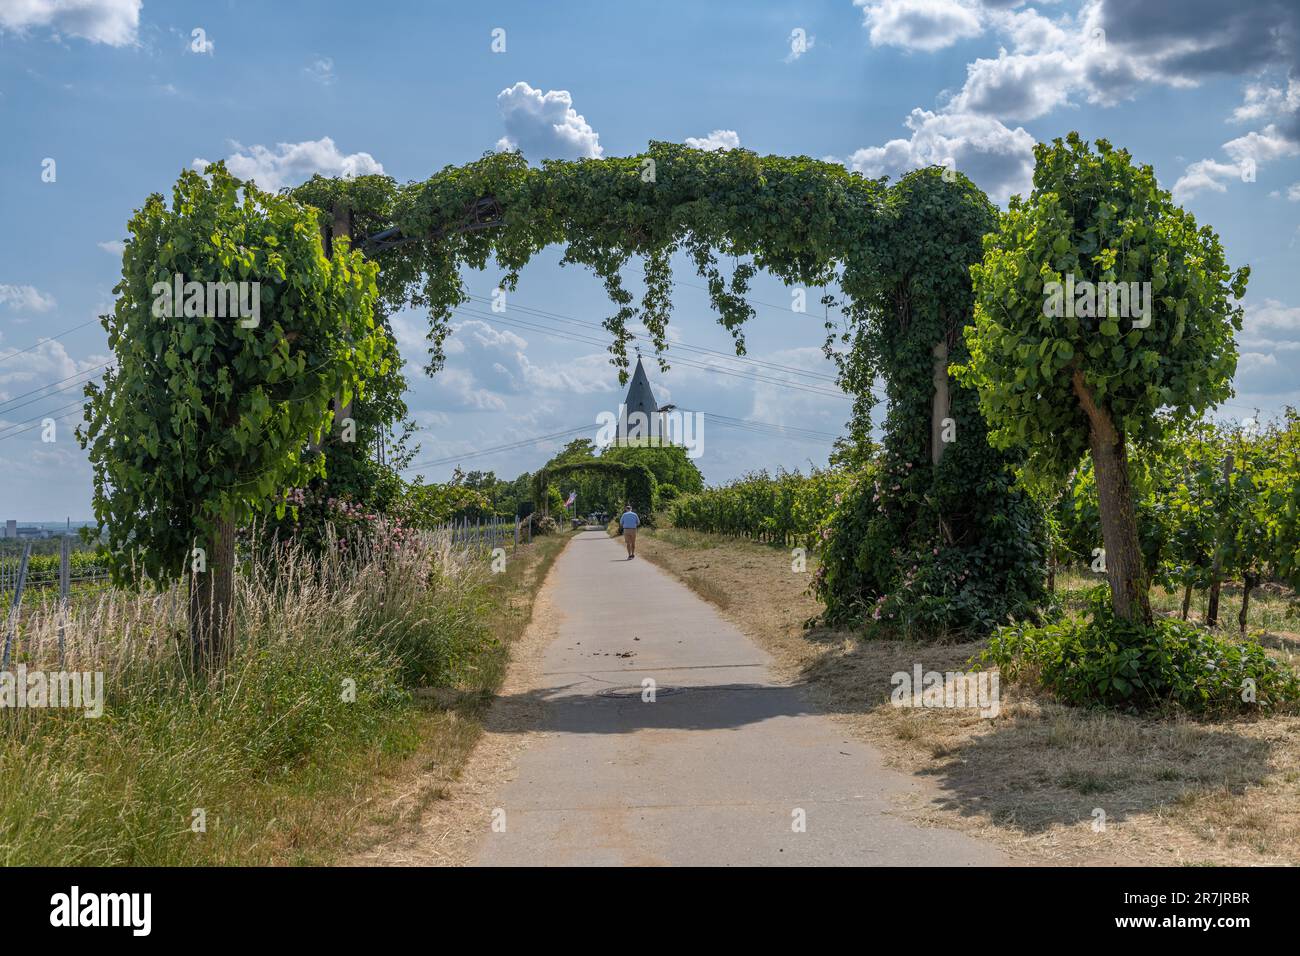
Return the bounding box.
[636,526,1300,866]
[0,528,572,866]
[344,529,573,865]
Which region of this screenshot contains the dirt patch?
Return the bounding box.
[636,527,1300,866]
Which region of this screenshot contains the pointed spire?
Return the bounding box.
[619,355,659,442]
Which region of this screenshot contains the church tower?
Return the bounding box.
[616,354,660,444]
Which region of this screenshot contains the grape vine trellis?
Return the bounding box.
[90,142,1046,668]
[295,140,1044,634]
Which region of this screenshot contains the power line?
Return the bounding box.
[464,293,843,384]
[0,319,101,365]
[0,364,110,415]
[0,397,90,442]
[679,408,840,441]
[674,278,839,319]
[402,423,595,473]
[452,306,851,400]
[0,407,85,444]
[400,407,844,476]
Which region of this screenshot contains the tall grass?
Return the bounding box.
[0,530,494,865]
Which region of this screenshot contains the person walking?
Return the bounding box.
[620,504,639,559]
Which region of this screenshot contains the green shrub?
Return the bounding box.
[981,587,1300,714]
[814,462,1045,639]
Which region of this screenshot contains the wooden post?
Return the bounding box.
[1206,453,1232,627]
[931,340,950,466]
[2,541,32,668]
[189,518,236,673]
[58,535,70,665]
[307,212,334,455]
[332,201,353,432]
[1239,573,1256,637]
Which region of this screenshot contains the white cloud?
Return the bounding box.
[0,0,140,46]
[887,0,1300,139]
[390,311,432,357]
[0,339,94,403]
[1233,76,1300,124]
[947,49,1082,121]
[192,137,383,192]
[684,129,740,151]
[495,82,603,161]
[97,240,125,255]
[431,367,507,412]
[1173,125,1300,200]
[856,0,983,53]
[0,284,56,312]
[452,319,528,353]
[516,351,618,395]
[993,7,1069,54]
[1288,182,1300,201]
[1222,124,1300,165]
[747,347,846,428]
[1242,297,1300,340]
[303,56,335,86]
[413,409,450,431]
[844,107,1035,204]
[1235,299,1300,396]
[1171,159,1243,200]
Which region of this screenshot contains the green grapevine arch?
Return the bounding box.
[532,460,656,521]
[89,141,1046,662]
[292,141,1043,634]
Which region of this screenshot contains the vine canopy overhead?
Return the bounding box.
[291,140,1041,637]
[290,140,991,382]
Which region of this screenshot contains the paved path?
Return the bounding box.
[474,530,1006,866]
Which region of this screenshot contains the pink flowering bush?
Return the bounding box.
[269,485,420,558]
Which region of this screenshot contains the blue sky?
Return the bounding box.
[1,0,1298,520]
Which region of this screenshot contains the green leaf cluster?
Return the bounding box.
[81,164,387,584]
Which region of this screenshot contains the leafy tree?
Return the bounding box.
[398,475,491,528]
[533,459,655,520]
[817,168,1046,636]
[543,440,604,515]
[81,164,386,667]
[957,134,1248,624]
[600,443,703,498]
